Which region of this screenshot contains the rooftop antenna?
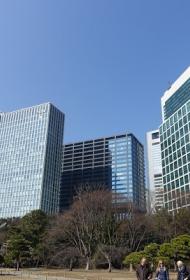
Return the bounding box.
[167,80,172,90]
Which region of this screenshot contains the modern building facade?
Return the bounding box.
[146,130,163,212]
[160,67,190,213]
[0,103,64,218]
[60,133,146,212]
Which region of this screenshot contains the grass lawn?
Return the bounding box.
[0,269,178,280]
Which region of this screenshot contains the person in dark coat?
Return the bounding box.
[155,260,169,280]
[136,257,153,280]
[177,261,190,280]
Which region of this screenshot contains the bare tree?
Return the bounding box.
[96,194,125,272]
[117,202,150,252]
[59,188,115,270]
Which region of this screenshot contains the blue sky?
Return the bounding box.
[0,0,190,145]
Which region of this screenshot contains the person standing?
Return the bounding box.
[155,260,169,280]
[177,261,190,280]
[136,257,153,280]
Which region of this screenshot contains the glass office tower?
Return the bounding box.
[0,103,64,218]
[160,67,190,212]
[60,133,146,212]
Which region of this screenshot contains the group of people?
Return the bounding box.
[136,258,190,280]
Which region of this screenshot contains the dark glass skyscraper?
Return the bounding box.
[60,133,146,212]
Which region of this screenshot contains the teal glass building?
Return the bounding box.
[60,133,146,212]
[160,67,190,212]
[0,103,64,218]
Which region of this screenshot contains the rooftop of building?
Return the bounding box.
[161,66,190,105]
[0,102,64,115]
[63,132,144,148]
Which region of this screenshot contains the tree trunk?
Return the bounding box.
[174,261,177,271]
[85,257,90,271]
[36,258,40,268]
[16,260,20,271]
[130,263,133,272]
[108,259,112,273]
[69,259,73,271]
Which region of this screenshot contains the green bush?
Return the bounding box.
[123,251,148,268]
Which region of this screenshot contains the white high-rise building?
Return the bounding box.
[146,130,163,211]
